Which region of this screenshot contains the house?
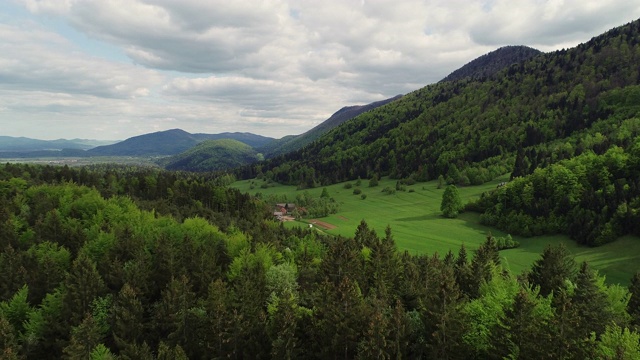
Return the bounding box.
[273,203,297,221]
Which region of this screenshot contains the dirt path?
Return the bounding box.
[310,219,337,230]
[337,215,349,221]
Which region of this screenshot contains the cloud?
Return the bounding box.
[4,0,640,140]
[468,0,640,49]
[0,23,161,99]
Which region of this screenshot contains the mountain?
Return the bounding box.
[248,21,640,185]
[159,139,262,171]
[87,129,274,156]
[0,136,116,152]
[440,45,542,82]
[259,95,403,158]
[192,132,275,148]
[239,20,640,245]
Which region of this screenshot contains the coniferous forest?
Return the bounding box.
[3,19,640,360]
[1,163,640,359]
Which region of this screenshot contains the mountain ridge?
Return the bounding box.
[440,45,542,82]
[259,95,404,158]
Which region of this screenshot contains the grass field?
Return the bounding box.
[232,176,640,284]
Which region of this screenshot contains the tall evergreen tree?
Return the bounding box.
[528,243,577,297]
[267,290,301,360]
[628,271,640,329]
[491,288,554,359]
[152,275,200,358]
[112,283,145,357]
[63,252,106,327]
[62,314,102,360]
[314,277,366,359]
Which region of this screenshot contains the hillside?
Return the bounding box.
[259,95,403,158]
[87,129,274,156]
[192,132,275,148]
[440,45,542,82]
[240,20,640,245]
[159,139,262,171]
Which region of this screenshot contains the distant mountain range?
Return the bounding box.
[0,130,275,159]
[87,129,274,156]
[0,136,116,152]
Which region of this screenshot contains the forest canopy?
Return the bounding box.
[1,163,640,359]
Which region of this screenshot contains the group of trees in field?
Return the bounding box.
[2,163,640,359]
[472,137,640,246]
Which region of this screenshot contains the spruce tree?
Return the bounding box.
[528,244,576,297]
[62,314,102,360]
[63,252,106,327]
[112,283,145,355]
[628,271,640,329]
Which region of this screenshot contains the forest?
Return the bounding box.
[1,163,640,359]
[235,19,640,248]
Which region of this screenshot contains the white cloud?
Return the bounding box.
[2,0,640,140]
[0,23,161,99]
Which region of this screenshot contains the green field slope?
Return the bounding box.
[232,176,640,284]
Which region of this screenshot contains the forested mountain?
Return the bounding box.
[240,20,640,246]
[0,136,115,152]
[159,139,263,172]
[87,129,274,156]
[259,95,403,158]
[440,45,542,82]
[2,162,640,359]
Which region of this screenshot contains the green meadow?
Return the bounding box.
[232,176,640,284]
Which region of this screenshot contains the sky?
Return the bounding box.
[0,1,639,141]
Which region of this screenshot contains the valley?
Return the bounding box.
[233,175,640,284]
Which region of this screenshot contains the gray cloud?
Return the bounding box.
[4,0,640,140]
[0,23,161,99]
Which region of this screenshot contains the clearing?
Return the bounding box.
[232,176,640,284]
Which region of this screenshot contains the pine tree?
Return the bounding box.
[423,255,466,360]
[528,244,577,297]
[454,244,473,297]
[156,342,188,360]
[204,279,233,358]
[267,290,300,360]
[356,296,391,360]
[314,277,366,359]
[491,288,554,359]
[572,263,612,342]
[627,271,640,329]
[63,252,106,327]
[62,314,102,360]
[0,314,21,360]
[152,275,200,357]
[112,283,145,356]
